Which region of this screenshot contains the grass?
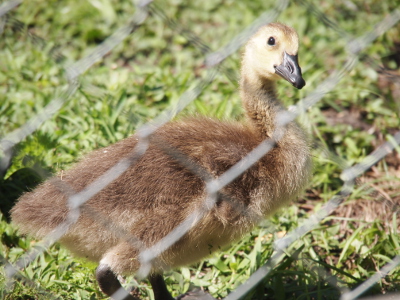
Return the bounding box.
[1,0,400,299]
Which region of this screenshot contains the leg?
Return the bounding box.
[148,273,175,300]
[149,273,216,300]
[96,263,138,300]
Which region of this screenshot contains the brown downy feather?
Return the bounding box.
[11,23,312,277]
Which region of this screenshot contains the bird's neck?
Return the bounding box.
[240,73,284,139]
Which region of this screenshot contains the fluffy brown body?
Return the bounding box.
[11,23,312,299]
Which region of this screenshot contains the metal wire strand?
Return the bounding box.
[1,1,400,299]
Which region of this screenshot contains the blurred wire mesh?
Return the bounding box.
[1,0,400,299]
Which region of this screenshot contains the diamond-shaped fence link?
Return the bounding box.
[1,0,400,299]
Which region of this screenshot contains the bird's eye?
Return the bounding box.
[267,37,275,46]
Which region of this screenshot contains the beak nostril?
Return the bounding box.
[288,63,294,74]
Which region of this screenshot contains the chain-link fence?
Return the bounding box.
[1,0,400,299]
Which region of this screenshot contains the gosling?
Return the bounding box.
[11,22,312,300]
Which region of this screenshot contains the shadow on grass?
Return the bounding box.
[0,167,42,222]
[243,254,398,300]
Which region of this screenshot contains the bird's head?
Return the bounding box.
[242,22,305,89]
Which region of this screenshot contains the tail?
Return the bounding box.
[11,178,70,239]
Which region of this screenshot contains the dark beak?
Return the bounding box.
[274,52,305,89]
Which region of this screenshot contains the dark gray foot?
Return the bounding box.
[176,288,216,300]
[96,264,138,300]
